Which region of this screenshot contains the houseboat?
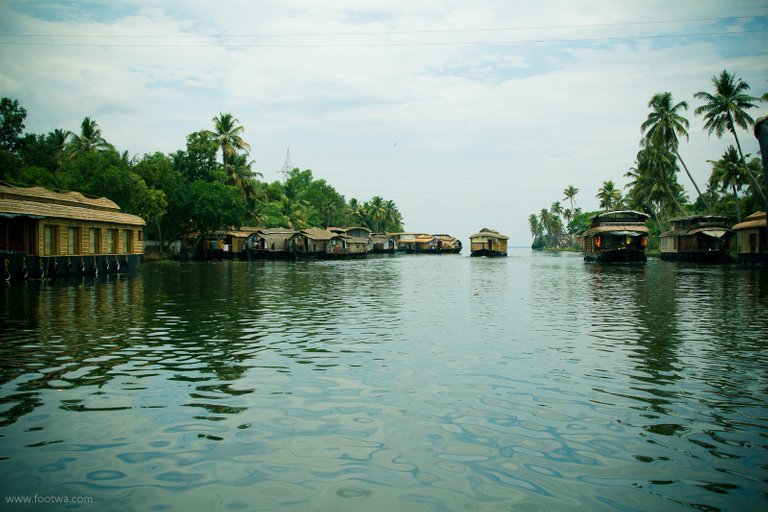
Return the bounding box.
[370,233,398,254]
[0,183,145,279]
[245,228,296,259]
[287,228,369,259]
[469,228,508,257]
[732,211,767,265]
[581,210,649,263]
[389,233,426,253]
[659,215,733,263]
[204,227,260,260]
[434,234,463,254]
[329,227,372,256]
[388,232,461,254]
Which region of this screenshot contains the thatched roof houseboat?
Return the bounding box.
[660,215,733,263]
[580,210,649,263]
[370,233,398,253]
[469,228,508,257]
[245,228,296,259]
[288,228,369,259]
[203,226,260,260]
[0,183,145,279]
[434,234,463,254]
[732,212,767,265]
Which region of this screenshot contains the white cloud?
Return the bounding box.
[1,0,767,244]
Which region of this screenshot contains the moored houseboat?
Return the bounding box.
[370,233,398,254]
[732,211,767,265]
[245,228,296,259]
[287,228,369,259]
[434,234,463,254]
[581,210,649,263]
[204,227,260,260]
[389,232,426,253]
[0,183,145,279]
[659,215,733,263]
[469,228,508,257]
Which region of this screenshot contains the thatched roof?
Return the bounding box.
[296,228,338,241]
[0,183,120,211]
[582,224,650,237]
[732,212,766,231]
[470,228,508,240]
[0,184,145,226]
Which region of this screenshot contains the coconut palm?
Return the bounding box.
[694,70,764,203]
[383,199,403,232]
[641,92,704,204]
[65,117,114,156]
[365,196,387,233]
[210,113,250,167]
[528,214,541,239]
[596,180,623,210]
[562,185,578,213]
[708,146,748,221]
[225,153,262,203]
[346,198,364,226]
[625,141,684,232]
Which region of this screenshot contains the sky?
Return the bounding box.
[1,0,767,246]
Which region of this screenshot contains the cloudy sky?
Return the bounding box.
[2,1,767,245]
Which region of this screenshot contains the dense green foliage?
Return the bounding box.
[529,69,767,249]
[0,101,404,250]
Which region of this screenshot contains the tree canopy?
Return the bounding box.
[0,100,406,251]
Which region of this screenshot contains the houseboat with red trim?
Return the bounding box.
[581,210,649,263]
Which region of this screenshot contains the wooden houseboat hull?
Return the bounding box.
[659,251,732,264]
[4,253,140,280]
[583,248,646,263]
[470,249,506,257]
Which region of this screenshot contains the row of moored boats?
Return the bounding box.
[580,210,768,265]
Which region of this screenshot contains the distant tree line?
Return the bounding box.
[529,69,767,249]
[0,100,404,250]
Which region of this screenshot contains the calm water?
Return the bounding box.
[1,250,767,511]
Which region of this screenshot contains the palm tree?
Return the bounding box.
[210,113,250,167]
[694,70,764,203]
[625,141,685,232]
[225,153,262,203]
[641,92,704,204]
[383,199,403,232]
[596,180,623,210]
[708,146,747,221]
[346,198,364,226]
[365,196,387,233]
[65,117,114,156]
[563,185,578,213]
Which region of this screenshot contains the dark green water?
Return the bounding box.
[1,250,767,511]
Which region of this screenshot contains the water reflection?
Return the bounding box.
[0,255,767,510]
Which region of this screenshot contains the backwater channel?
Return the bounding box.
[1,250,767,511]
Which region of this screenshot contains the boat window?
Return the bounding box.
[68,227,81,255]
[44,225,59,256]
[107,229,117,254]
[123,229,132,254]
[89,228,100,254]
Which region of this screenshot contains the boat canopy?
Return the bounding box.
[582,224,650,237]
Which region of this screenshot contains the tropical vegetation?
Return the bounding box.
[0,100,404,253]
[529,69,766,250]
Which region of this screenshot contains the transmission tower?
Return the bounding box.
[280,148,292,182]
